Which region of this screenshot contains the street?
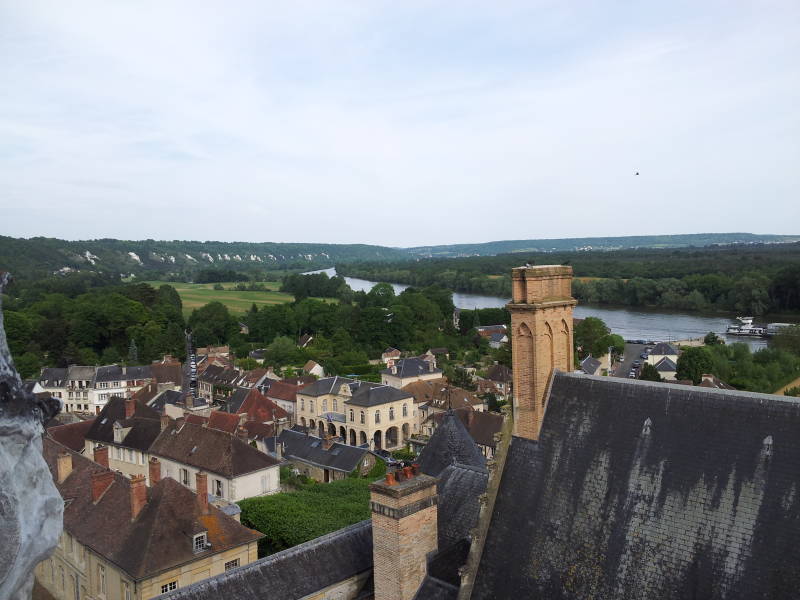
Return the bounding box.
[612,343,649,378]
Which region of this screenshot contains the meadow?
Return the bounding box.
[143,281,294,316]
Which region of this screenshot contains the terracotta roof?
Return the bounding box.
[42,438,262,581]
[280,375,316,387]
[47,419,95,453]
[150,363,183,384]
[149,421,280,478]
[207,411,240,434]
[238,389,288,422]
[402,380,481,410]
[486,364,512,383]
[185,414,209,426]
[266,380,302,403]
[431,408,503,449]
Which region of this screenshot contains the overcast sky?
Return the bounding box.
[1,1,798,247]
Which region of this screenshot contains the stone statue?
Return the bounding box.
[0,272,63,600]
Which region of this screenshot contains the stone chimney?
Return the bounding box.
[56,451,73,483]
[322,433,334,451]
[93,444,109,468]
[130,474,147,520]
[160,413,171,431]
[237,425,249,441]
[196,472,209,514]
[148,457,161,486]
[91,470,115,502]
[370,466,438,600]
[508,265,576,440]
[124,396,135,419]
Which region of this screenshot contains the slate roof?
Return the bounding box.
[486,364,512,383]
[42,438,262,581]
[654,356,677,372]
[431,408,503,449]
[158,520,374,600]
[225,387,251,413]
[149,421,280,478]
[436,463,488,548]
[651,341,679,355]
[95,365,152,382]
[470,372,800,599]
[278,429,374,473]
[149,389,184,412]
[418,410,486,477]
[47,418,96,452]
[580,355,602,375]
[39,367,67,387]
[380,357,442,378]
[67,365,96,381]
[297,375,356,397]
[348,383,413,407]
[85,397,162,452]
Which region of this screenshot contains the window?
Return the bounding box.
[349,409,354,422]
[59,566,65,590]
[112,381,120,388]
[375,410,381,424]
[322,399,328,412]
[402,404,408,417]
[213,479,223,497]
[224,559,240,571]
[97,564,106,595]
[127,449,134,462]
[99,382,108,389]
[161,581,178,594]
[389,407,395,421]
[309,399,314,413]
[360,411,365,424]
[261,474,268,494]
[193,533,207,552]
[180,468,189,485]
[301,398,305,411]
[333,399,338,412]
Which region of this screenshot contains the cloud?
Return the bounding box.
[1,1,798,245]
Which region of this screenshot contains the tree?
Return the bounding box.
[265,336,302,367]
[128,338,139,363]
[773,325,800,355]
[574,317,610,358]
[594,333,625,358]
[676,346,714,384]
[704,331,723,346]
[639,363,663,382]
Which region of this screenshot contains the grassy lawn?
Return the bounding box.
[142,281,295,316]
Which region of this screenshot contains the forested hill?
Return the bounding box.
[0,236,407,280]
[407,233,800,257]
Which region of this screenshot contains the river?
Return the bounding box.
[307,268,791,349]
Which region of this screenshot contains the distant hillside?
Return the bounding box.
[407,233,800,257]
[0,236,407,280]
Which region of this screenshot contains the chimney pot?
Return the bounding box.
[93,444,109,468]
[196,472,209,513]
[384,472,397,486]
[57,451,73,483]
[402,465,413,480]
[91,470,115,502]
[411,463,420,475]
[149,457,161,486]
[130,474,147,520]
[124,397,135,419]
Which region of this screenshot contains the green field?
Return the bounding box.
[143,281,297,316]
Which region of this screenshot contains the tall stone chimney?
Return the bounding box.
[93,444,109,468]
[130,474,147,520]
[148,457,161,486]
[508,265,576,440]
[124,397,135,419]
[196,471,209,514]
[56,451,73,483]
[370,467,438,600]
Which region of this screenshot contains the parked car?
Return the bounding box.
[640,353,648,359]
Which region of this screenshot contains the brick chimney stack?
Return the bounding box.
[130,475,147,519]
[91,470,115,502]
[93,444,109,468]
[160,413,171,431]
[196,472,209,514]
[149,457,161,486]
[124,397,135,419]
[56,451,73,483]
[322,433,334,451]
[370,467,438,600]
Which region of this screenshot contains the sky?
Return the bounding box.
[1,1,798,247]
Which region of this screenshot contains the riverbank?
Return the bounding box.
[774,376,800,396]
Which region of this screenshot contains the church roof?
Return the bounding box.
[418,410,486,477]
[470,371,800,599]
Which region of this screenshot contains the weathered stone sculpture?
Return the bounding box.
[0,272,63,600]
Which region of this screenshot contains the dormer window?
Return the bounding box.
[193,532,208,552]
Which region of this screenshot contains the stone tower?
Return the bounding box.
[508,265,576,439]
[370,469,438,600]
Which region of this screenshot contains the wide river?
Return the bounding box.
[307,268,797,349]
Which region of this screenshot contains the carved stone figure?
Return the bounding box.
[0,272,63,600]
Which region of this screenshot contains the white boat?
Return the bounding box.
[726,316,765,337]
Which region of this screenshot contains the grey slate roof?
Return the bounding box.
[436,463,488,548]
[95,364,152,382]
[471,372,800,599]
[380,357,442,378]
[278,429,374,473]
[157,520,374,600]
[654,356,678,372]
[225,387,251,413]
[347,382,412,407]
[39,367,67,387]
[297,375,356,397]
[418,410,486,477]
[651,341,679,355]
[580,355,602,375]
[85,396,162,451]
